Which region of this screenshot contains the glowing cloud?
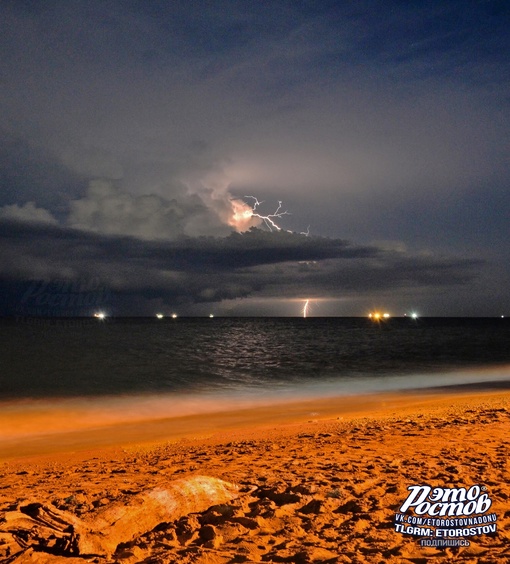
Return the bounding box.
[229,198,261,231]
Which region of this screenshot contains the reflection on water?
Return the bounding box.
[1,317,510,400]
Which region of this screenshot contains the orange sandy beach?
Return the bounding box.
[1,388,509,563]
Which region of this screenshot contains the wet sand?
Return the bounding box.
[1,388,510,563]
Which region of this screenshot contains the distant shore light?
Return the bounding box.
[171,313,178,319]
[156,313,164,319]
[369,311,390,321]
[93,312,106,320]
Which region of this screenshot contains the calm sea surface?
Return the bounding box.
[2,317,510,403]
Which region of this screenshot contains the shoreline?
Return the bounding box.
[0,383,509,462]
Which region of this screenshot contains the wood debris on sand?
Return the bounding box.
[1,475,243,559]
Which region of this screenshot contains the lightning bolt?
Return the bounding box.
[245,196,291,231]
[302,299,310,318]
[230,195,312,236]
[230,196,290,231]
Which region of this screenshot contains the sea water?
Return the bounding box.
[1,317,510,437]
[2,316,510,397]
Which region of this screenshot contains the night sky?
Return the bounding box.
[1,1,509,317]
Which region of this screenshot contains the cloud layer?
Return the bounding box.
[1,216,483,316]
[0,1,508,315]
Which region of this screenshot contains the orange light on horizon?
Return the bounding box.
[369,311,390,320]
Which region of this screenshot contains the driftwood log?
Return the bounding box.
[0,475,243,558]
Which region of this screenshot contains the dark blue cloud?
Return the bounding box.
[0,218,483,316]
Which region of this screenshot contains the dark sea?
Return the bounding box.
[2,317,510,406]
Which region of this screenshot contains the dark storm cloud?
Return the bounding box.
[0,217,482,315]
[0,1,508,314]
[0,218,377,277]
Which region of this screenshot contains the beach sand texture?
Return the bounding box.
[1,390,509,563]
